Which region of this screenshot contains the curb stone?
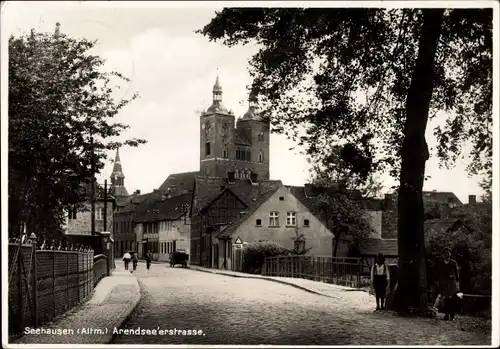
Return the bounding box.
[106,280,142,343]
[105,286,141,344]
[187,266,340,299]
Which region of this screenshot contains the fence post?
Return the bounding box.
[77,253,80,303]
[31,243,38,327]
[52,253,56,319]
[357,259,361,289]
[17,246,23,333]
[66,254,69,311]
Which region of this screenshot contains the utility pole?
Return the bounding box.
[103,180,108,232]
[90,142,96,236]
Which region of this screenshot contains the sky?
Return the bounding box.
[2,1,489,203]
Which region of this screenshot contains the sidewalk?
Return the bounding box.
[188,265,375,311]
[10,261,141,345]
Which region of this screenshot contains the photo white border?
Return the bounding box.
[1,0,498,348]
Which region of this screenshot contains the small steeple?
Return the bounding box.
[242,90,260,120]
[112,148,123,176]
[206,72,229,114]
[54,22,61,38]
[110,147,129,197]
[212,74,223,101]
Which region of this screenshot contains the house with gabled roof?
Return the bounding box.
[190,172,282,268]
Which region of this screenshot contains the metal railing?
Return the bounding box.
[262,255,363,289]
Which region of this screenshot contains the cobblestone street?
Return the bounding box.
[112,263,490,346]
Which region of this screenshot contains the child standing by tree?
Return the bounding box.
[371,253,390,311]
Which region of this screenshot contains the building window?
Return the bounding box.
[235,169,240,179]
[69,207,77,220]
[205,142,211,156]
[286,212,296,226]
[269,211,279,227]
[258,151,263,162]
[304,219,310,227]
[279,196,284,201]
[258,131,264,142]
[96,208,104,221]
[246,150,251,161]
[294,240,306,253]
[236,149,241,160]
[256,219,262,226]
[222,146,228,158]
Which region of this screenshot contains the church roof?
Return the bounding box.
[206,101,229,115]
[158,171,198,195]
[241,106,260,121]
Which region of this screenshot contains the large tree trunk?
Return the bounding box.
[393,9,445,313]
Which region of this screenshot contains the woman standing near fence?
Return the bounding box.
[371,253,390,311]
[436,247,460,321]
[122,252,131,271]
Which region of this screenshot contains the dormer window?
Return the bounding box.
[205,141,211,156]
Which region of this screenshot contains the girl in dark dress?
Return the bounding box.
[437,247,460,320]
[371,253,390,311]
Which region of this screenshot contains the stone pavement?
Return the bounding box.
[11,260,141,345]
[188,265,374,308]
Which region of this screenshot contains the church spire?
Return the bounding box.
[212,74,223,102]
[110,148,129,197]
[206,73,229,114]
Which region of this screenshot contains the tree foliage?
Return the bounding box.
[198,8,491,179]
[9,28,146,238]
[199,7,492,313]
[307,188,373,257]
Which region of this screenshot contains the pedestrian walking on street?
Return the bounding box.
[122,252,131,271]
[132,252,139,273]
[371,253,390,311]
[436,247,460,321]
[145,250,152,271]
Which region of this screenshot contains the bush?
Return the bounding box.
[242,241,289,274]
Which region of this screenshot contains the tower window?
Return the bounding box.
[205,142,211,156]
[258,151,263,163]
[222,146,228,158]
[258,131,264,142]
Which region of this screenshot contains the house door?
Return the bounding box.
[213,243,219,269]
[173,240,177,252]
[232,246,243,272]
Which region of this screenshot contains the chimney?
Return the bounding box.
[227,171,235,183]
[468,195,476,205]
[134,190,141,195]
[250,173,258,183]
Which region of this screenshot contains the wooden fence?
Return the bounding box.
[8,241,109,339]
[262,255,363,288]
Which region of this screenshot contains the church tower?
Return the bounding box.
[199,75,270,181]
[235,91,270,180]
[110,148,129,197]
[199,75,236,178]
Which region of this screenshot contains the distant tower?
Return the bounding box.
[110,148,129,197]
[54,22,61,38]
[235,91,270,180]
[199,74,235,178]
